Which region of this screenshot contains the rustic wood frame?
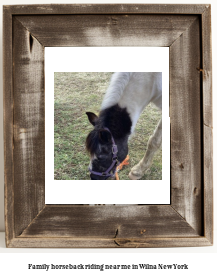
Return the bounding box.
[4,4,212,248]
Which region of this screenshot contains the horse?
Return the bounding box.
[86,72,162,180]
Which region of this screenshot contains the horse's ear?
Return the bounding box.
[99,129,111,143]
[86,112,98,126]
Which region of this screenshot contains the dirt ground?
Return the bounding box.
[54,72,162,180]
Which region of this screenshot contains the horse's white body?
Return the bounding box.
[101,72,162,180]
[101,72,162,133]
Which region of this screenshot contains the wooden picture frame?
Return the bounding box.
[3,4,213,248]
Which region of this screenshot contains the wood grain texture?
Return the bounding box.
[13,17,45,237]
[16,15,197,47]
[203,126,213,243]
[7,236,212,248]
[201,6,213,244]
[170,17,202,234]
[4,4,207,15]
[202,6,212,129]
[3,7,14,247]
[20,205,199,238]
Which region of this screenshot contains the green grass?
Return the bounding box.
[54,72,162,180]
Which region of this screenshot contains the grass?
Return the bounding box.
[54,72,162,180]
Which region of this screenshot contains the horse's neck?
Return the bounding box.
[119,99,150,133]
[117,91,152,134]
[99,105,132,140]
[101,72,162,134]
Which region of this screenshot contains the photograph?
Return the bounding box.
[45,47,169,204]
[54,72,162,180]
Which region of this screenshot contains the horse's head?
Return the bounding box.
[85,111,128,180]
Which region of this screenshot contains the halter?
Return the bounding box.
[88,127,120,178]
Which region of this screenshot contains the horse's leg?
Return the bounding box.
[129,118,162,180]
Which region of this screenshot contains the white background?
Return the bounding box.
[0,0,216,277]
[45,47,170,204]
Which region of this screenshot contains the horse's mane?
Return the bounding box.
[101,72,132,110]
[86,129,99,156]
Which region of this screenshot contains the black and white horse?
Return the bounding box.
[86,72,162,180]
